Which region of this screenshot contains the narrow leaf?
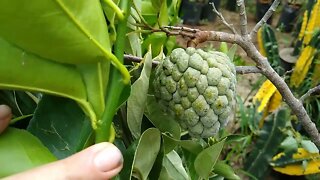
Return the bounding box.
[194,138,226,179]
[132,128,161,180]
[245,109,289,179]
[127,47,153,138]
[213,161,240,180]
[162,150,190,180]
[227,44,238,61]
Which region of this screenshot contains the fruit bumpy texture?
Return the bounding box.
[153,47,236,138]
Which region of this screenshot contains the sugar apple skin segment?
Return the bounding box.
[154,47,236,138]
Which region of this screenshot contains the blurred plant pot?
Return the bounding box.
[279,47,298,72]
[180,0,204,25]
[277,3,302,32]
[201,0,221,22]
[226,0,237,12]
[256,0,274,24]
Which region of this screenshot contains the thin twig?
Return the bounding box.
[300,85,320,102]
[236,66,261,74]
[250,0,281,39]
[237,0,248,36]
[209,2,238,34]
[124,54,261,74]
[164,26,200,33]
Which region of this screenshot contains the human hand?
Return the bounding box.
[0,105,123,180]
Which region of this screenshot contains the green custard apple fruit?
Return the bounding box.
[153,47,236,138]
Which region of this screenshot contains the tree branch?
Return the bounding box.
[300,85,320,102]
[210,2,238,34]
[250,0,281,39]
[124,55,261,74]
[184,29,320,146]
[237,0,248,36]
[236,66,261,74]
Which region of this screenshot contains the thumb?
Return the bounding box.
[0,105,12,134]
[4,142,123,180]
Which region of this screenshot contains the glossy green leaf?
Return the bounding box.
[127,48,153,138]
[213,161,240,180]
[0,128,57,178]
[132,128,161,180]
[161,150,190,180]
[244,109,289,179]
[27,95,93,159]
[146,96,181,140]
[0,0,129,83]
[0,38,87,103]
[77,62,110,118]
[141,0,158,24]
[142,32,167,57]
[194,138,226,179]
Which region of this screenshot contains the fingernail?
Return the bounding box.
[94,145,123,172]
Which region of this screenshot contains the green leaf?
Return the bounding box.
[301,140,319,153]
[161,150,190,180]
[127,48,153,138]
[142,32,167,57]
[244,109,289,179]
[0,128,57,178]
[95,0,132,142]
[225,134,248,144]
[0,0,129,83]
[151,0,161,9]
[132,128,161,180]
[146,96,181,140]
[158,0,169,26]
[227,44,238,61]
[127,15,142,57]
[213,161,240,180]
[162,134,203,154]
[219,42,228,53]
[77,62,110,118]
[0,90,37,117]
[194,138,226,179]
[0,38,87,103]
[281,136,298,152]
[27,95,93,159]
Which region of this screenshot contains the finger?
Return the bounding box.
[0,105,12,134]
[4,142,123,180]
